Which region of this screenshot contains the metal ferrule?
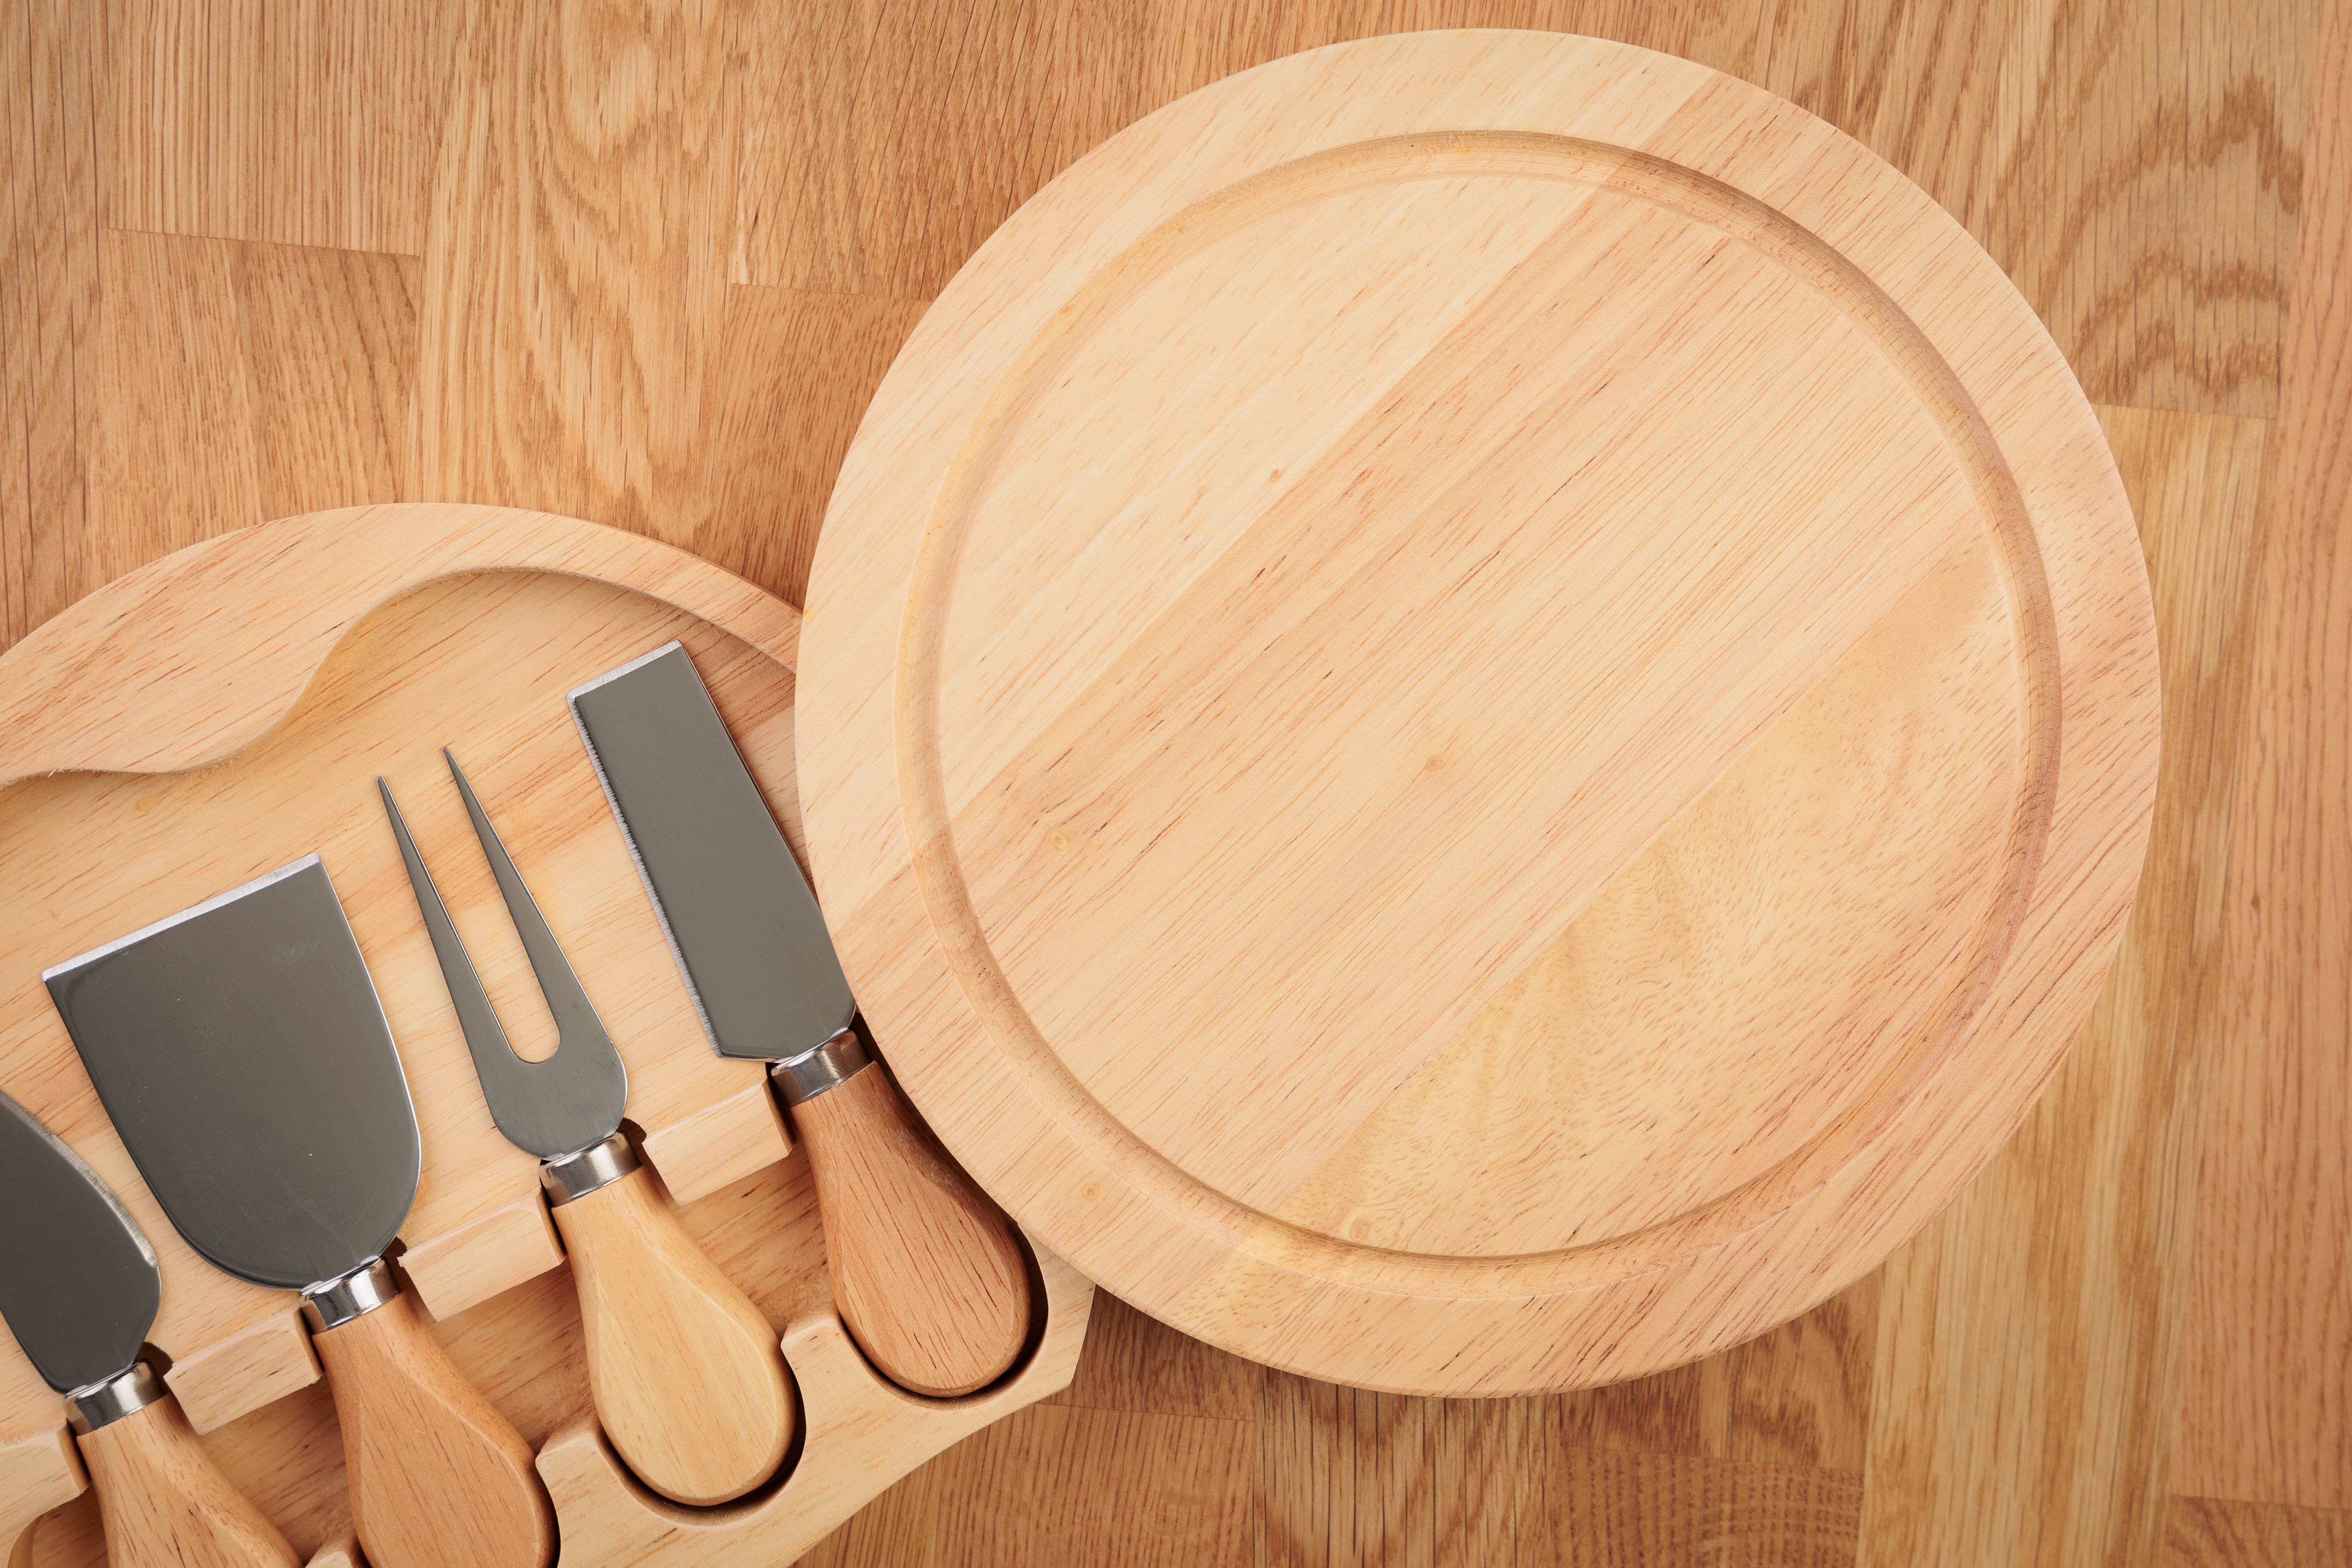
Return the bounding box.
[770,1026,871,1106]
[300,1258,400,1332]
[66,1360,165,1434]
[540,1131,641,1207]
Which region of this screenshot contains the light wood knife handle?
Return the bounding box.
[790,1063,1032,1396]
[551,1164,796,1504]
[311,1291,552,1568]
[77,1395,297,1568]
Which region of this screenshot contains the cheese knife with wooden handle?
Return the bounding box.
[380,753,794,1504]
[570,643,1032,1397]
[0,1090,296,1568]
[42,859,553,1568]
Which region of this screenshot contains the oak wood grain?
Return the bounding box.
[411,0,744,547]
[74,1394,298,1568]
[2175,0,2352,1514]
[1046,1294,1261,1425]
[1687,0,2316,418]
[1260,1378,1542,1567]
[1256,1376,1868,1568]
[88,230,262,576]
[731,0,1690,300]
[701,286,926,608]
[1536,1446,1862,1568]
[87,232,418,588]
[1724,1274,1878,1473]
[109,0,455,254]
[1855,399,2271,1567]
[1,0,101,639]
[851,1402,1255,1568]
[2164,1495,2352,1568]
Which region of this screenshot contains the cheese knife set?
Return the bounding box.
[3,637,1035,1568]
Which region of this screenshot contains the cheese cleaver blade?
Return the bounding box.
[43,858,552,1568]
[0,1090,297,1567]
[571,642,1033,1396]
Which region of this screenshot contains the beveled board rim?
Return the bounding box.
[798,31,2162,1393]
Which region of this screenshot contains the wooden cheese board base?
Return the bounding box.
[0,505,1093,1567]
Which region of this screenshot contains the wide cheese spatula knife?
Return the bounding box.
[42,858,554,1568]
[572,642,1032,1397]
[380,753,793,1504]
[0,1090,297,1568]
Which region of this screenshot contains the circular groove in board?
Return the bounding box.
[798,32,2161,1393]
[903,131,2060,1286]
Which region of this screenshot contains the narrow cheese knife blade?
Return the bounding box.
[0,1090,297,1567]
[571,642,1033,1397]
[0,1091,159,1398]
[42,858,552,1568]
[569,642,854,1063]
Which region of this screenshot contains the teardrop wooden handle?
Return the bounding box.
[76,1394,297,1568]
[550,1164,796,1503]
[789,1063,1032,1396]
[311,1291,552,1568]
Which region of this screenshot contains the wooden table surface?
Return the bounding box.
[1,2,2343,1565]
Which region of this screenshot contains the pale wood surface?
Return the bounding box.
[0,506,1091,1565]
[2,0,2339,1560]
[551,1164,795,1505]
[640,1081,795,1208]
[397,1196,566,1325]
[73,1397,297,1568]
[162,1318,318,1439]
[310,1292,550,1568]
[0,1430,80,1568]
[797,29,2162,1396]
[793,1065,1033,1399]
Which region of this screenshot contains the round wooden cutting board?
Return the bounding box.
[796,31,2161,1394]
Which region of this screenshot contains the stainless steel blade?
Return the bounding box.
[378,759,626,1160]
[0,1091,160,1394]
[570,641,856,1063]
[42,857,422,1292]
